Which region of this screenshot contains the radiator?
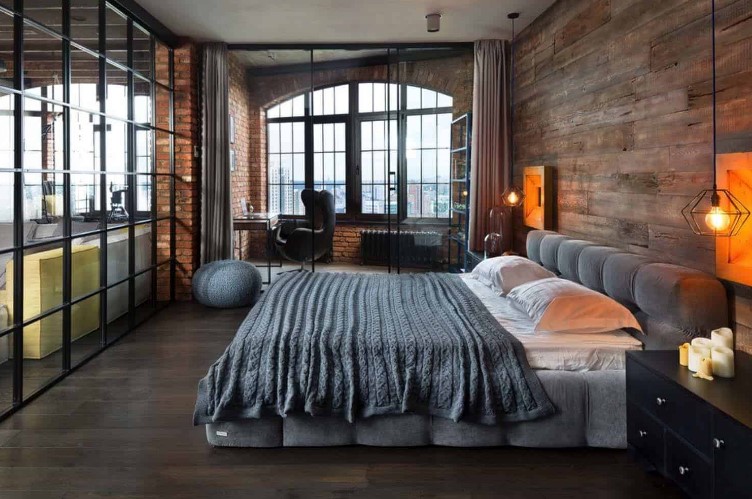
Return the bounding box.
[360,230,443,268]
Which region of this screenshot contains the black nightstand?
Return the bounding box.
[626,350,752,498]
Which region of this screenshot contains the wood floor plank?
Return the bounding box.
[0,301,682,497]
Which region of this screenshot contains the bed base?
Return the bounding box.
[205,370,625,449]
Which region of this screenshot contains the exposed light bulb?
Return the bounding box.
[506,191,519,205]
[705,205,731,232]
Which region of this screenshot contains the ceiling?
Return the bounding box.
[134,0,555,44]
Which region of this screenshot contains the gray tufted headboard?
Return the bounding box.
[525,230,729,350]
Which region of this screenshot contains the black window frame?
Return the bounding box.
[0,0,177,423]
[265,81,453,223]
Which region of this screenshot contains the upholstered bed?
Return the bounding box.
[194,230,728,448]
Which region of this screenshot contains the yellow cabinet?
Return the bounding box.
[6,245,100,359]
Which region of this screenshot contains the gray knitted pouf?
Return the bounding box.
[193,260,262,309]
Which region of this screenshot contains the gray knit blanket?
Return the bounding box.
[193,272,554,426]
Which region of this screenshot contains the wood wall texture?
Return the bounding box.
[513,0,752,352]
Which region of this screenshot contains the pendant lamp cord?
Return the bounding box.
[509,15,516,187]
[712,0,717,192]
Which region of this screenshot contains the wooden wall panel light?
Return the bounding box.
[717,153,752,286]
[523,166,552,230]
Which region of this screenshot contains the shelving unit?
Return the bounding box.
[448,113,473,272]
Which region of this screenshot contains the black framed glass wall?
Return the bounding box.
[0,0,176,419]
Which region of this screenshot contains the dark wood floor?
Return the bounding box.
[0,302,682,498]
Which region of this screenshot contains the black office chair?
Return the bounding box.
[273,189,336,270]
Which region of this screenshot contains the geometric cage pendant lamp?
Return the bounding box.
[682,0,750,236]
[501,12,525,209]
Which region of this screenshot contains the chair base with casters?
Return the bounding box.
[272,189,336,272]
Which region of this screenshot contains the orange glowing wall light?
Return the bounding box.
[716,153,752,286]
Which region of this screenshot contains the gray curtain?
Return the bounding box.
[200,43,233,264]
[469,40,512,252]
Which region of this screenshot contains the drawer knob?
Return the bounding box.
[679,466,690,476]
[714,438,725,449]
[638,430,647,438]
[656,397,667,406]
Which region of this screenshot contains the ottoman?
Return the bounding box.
[192,260,262,309]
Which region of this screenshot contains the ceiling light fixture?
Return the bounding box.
[426,13,441,33]
[501,12,524,208]
[681,0,749,236]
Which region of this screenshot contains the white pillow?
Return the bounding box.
[470,255,556,296]
[506,277,643,334]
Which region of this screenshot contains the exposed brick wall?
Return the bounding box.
[234,54,474,263]
[171,42,201,301]
[228,53,257,260]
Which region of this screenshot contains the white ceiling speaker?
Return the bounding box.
[426,13,441,33]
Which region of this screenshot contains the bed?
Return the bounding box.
[193,230,728,448]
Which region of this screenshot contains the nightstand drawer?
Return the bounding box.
[627,402,664,470]
[627,358,711,455]
[665,431,711,499]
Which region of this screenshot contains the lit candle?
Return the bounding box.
[711,327,734,349]
[689,344,711,372]
[711,346,735,378]
[679,343,690,367]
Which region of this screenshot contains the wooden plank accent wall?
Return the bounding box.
[513,0,752,352]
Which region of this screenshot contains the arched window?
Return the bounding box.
[266,83,453,219]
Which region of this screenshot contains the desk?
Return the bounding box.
[233,213,279,284]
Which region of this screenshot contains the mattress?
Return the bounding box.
[460,274,643,371]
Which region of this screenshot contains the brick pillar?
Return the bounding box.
[171,42,201,301]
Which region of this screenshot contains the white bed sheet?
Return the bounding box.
[460,274,643,371]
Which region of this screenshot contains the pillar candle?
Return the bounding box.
[711,327,734,349]
[689,345,711,372]
[679,343,690,367]
[691,337,714,349]
[711,346,735,378]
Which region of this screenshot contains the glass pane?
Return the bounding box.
[105,4,128,66]
[135,174,153,216]
[0,12,15,87]
[106,63,129,120]
[422,185,437,217]
[23,98,64,172]
[71,0,100,52]
[70,109,99,171]
[0,331,12,413]
[422,88,437,109]
[437,149,450,182]
[0,173,13,245]
[135,127,153,173]
[132,25,152,78]
[292,95,304,117]
[406,86,421,110]
[134,77,152,125]
[24,0,62,32]
[438,113,452,149]
[107,227,129,286]
[23,171,63,225]
[422,114,437,148]
[335,85,348,115]
[105,173,128,226]
[23,22,63,93]
[70,47,101,112]
[358,83,372,113]
[72,289,100,366]
[0,251,13,332]
[20,241,65,319]
[437,92,453,108]
[106,281,128,340]
[70,173,102,230]
[407,183,420,217]
[422,149,436,183]
[406,151,420,182]
[134,223,153,273]
[105,118,128,173]
[437,183,450,218]
[23,311,64,399]
[292,122,304,153]
[71,235,101,301]
[373,83,386,112]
